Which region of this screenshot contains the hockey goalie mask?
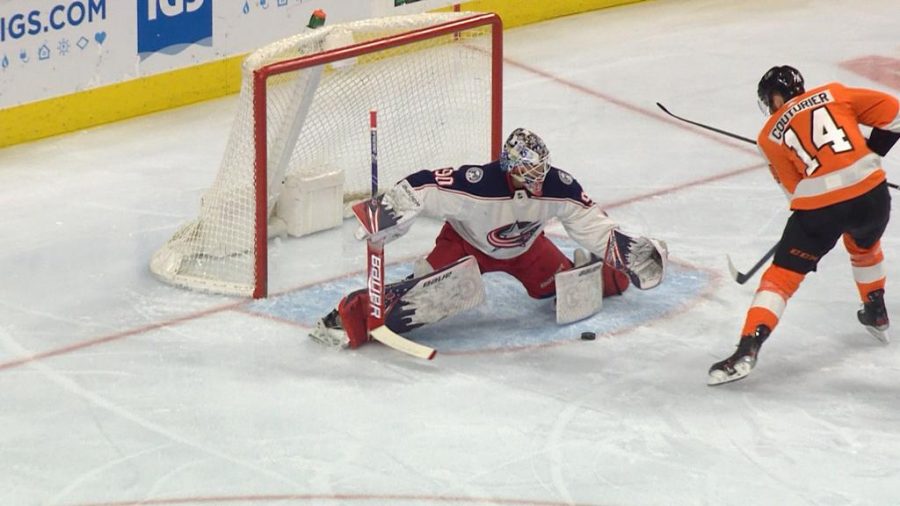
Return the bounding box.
[501,128,551,195]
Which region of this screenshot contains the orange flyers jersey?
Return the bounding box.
[757,82,900,210]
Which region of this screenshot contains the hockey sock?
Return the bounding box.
[844,236,885,302]
[740,265,803,335]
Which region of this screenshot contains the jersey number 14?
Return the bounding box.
[783,107,853,176]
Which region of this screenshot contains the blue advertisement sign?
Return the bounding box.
[137,0,212,57]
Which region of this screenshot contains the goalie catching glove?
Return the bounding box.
[352,180,423,244]
[605,230,668,290]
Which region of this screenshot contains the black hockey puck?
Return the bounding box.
[580,331,596,341]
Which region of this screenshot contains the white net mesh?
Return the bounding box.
[150,12,499,297]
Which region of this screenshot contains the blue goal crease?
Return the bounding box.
[245,240,712,353]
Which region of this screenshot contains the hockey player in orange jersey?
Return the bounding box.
[709,65,900,385]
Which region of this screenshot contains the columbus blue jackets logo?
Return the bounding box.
[465,167,484,183]
[487,221,541,249]
[558,170,573,185]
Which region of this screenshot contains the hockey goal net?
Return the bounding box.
[150,12,503,298]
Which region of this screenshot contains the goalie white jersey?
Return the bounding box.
[397,161,618,260]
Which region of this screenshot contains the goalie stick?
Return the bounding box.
[359,110,436,360]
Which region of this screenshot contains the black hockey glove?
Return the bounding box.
[867,127,900,157]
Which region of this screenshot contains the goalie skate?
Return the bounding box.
[309,308,350,349]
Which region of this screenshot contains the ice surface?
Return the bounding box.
[2,1,900,504]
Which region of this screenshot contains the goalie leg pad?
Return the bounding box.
[383,255,485,333]
[309,256,485,349]
[572,248,630,297]
[555,254,604,324]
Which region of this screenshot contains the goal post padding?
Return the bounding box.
[150,12,503,298]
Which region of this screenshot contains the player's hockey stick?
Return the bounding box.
[655,102,900,190]
[656,102,773,285]
[726,243,778,285]
[362,110,436,360]
[656,102,757,145]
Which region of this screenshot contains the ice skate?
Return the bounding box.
[308,308,350,349]
[858,289,890,344]
[708,325,771,386]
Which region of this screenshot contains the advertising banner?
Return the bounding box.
[0,0,425,108]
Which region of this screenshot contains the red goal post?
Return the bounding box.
[150,12,503,298]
